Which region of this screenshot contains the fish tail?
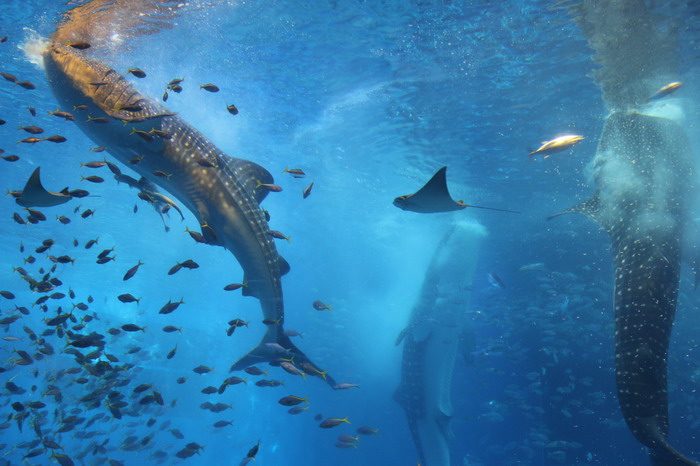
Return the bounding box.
[634,417,698,466]
[229,328,336,388]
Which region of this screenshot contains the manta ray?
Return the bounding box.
[14,167,73,208]
[393,166,519,214]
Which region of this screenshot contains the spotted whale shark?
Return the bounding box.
[394,220,484,466]
[43,2,335,387]
[550,110,696,465]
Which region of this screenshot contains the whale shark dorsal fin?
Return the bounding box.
[547,194,607,229]
[220,155,274,203]
[278,255,290,276]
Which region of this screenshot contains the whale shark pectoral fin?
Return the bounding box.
[437,409,454,442]
[547,194,608,230]
[395,326,410,346]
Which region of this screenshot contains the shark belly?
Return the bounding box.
[395,220,485,466]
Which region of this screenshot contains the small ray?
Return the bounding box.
[393,167,519,214]
[14,167,73,208]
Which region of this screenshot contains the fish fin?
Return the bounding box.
[60,187,70,195]
[394,326,410,346]
[229,329,337,388]
[405,166,465,213]
[437,409,454,442]
[278,255,290,276]
[219,155,274,204]
[22,167,47,196]
[547,194,605,227]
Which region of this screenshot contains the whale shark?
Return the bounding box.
[43,0,335,387]
[550,110,697,465]
[394,220,484,466]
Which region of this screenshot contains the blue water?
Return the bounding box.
[1,0,700,465]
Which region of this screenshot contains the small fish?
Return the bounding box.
[56,215,71,225]
[278,395,309,406]
[44,135,67,143]
[280,361,305,379]
[86,115,109,123]
[302,181,314,199]
[356,426,379,435]
[117,294,141,304]
[89,147,107,153]
[17,81,36,90]
[123,261,144,281]
[131,128,153,141]
[197,158,218,168]
[73,105,88,111]
[200,83,220,92]
[18,137,42,144]
[267,230,291,242]
[158,298,185,315]
[67,42,91,49]
[115,104,143,112]
[80,161,105,168]
[184,227,207,244]
[1,71,17,82]
[529,135,584,160]
[20,126,44,134]
[81,209,95,218]
[84,238,99,249]
[162,90,168,102]
[49,109,75,120]
[227,104,239,115]
[153,170,171,179]
[170,84,183,93]
[166,345,177,360]
[288,406,309,415]
[2,154,19,162]
[256,181,283,192]
[487,272,506,289]
[646,81,682,102]
[129,155,143,164]
[168,78,184,87]
[90,81,109,88]
[313,300,331,311]
[283,167,306,178]
[334,383,360,390]
[28,106,36,116]
[127,68,147,78]
[81,175,104,183]
[213,420,233,427]
[162,325,182,333]
[224,283,247,291]
[319,417,350,429]
[193,365,214,374]
[244,367,267,376]
[121,323,145,332]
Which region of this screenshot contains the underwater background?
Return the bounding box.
[1,0,700,465]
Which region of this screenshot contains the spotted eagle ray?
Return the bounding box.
[14,167,73,208]
[43,0,335,387]
[394,220,483,466]
[550,111,696,465]
[393,166,519,214]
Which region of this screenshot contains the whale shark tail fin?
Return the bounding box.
[632,416,699,466]
[228,328,336,388]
